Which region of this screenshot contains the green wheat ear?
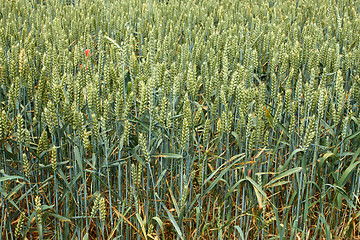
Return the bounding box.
[0,110,7,139]
[14,212,25,239]
[99,197,106,222]
[37,130,49,156]
[50,146,57,173]
[139,133,150,164]
[35,195,42,227]
[22,153,31,179]
[90,193,101,219]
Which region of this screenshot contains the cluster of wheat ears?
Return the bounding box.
[1,0,360,239]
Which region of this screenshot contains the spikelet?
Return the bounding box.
[354,76,360,102]
[14,212,25,239]
[166,111,173,130]
[19,48,26,78]
[87,83,98,115]
[335,70,345,114]
[23,129,31,147]
[257,83,266,117]
[148,223,154,236]
[0,48,6,79]
[187,64,197,98]
[159,96,168,126]
[51,67,61,105]
[138,80,147,117]
[203,118,211,146]
[181,118,190,150]
[273,100,283,127]
[82,129,91,151]
[139,133,150,164]
[263,130,270,144]
[131,163,138,187]
[318,88,327,120]
[284,89,292,113]
[90,193,101,219]
[303,115,316,150]
[44,101,57,135]
[256,117,264,143]
[180,179,189,210]
[72,108,83,132]
[99,197,106,222]
[16,114,25,143]
[136,162,142,188]
[220,86,227,107]
[100,116,106,141]
[35,195,42,226]
[37,130,48,156]
[123,91,134,120]
[115,90,125,119]
[131,184,139,213]
[91,114,99,143]
[23,153,31,179]
[50,146,57,173]
[123,120,131,146]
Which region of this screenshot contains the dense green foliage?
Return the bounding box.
[1,0,360,239]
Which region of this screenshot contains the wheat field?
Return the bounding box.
[1,0,360,239]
